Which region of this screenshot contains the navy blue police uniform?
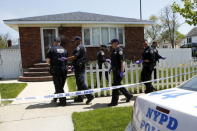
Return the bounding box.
[46,45,67,105]
[141,46,156,93]
[97,48,109,81]
[109,46,132,106]
[72,44,94,103]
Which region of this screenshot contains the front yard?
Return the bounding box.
[72,106,133,131]
[0,83,27,105]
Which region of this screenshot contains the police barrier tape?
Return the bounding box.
[0,71,197,102]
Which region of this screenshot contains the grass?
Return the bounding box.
[67,76,76,92]
[0,83,27,105]
[72,106,133,131]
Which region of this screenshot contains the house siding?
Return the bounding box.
[125,27,144,61]
[19,27,42,68]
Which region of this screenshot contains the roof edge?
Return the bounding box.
[4,20,154,25]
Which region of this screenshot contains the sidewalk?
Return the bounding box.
[0,80,138,131]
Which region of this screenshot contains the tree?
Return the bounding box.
[145,15,162,42]
[172,0,197,25]
[0,33,10,48]
[176,31,185,41]
[160,6,180,48]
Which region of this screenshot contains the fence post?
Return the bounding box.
[135,64,140,94]
[102,64,107,96]
[175,64,178,87]
[90,64,94,90]
[156,64,160,90]
[166,63,169,89]
[180,64,183,84]
[161,63,165,89]
[125,63,129,85]
[130,63,135,93]
[170,64,174,88]
[184,63,187,82]
[189,60,192,79]
[192,59,196,77]
[96,64,101,97]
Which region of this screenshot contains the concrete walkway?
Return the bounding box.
[0,80,139,131]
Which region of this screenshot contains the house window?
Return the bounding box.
[92,28,100,45]
[187,37,192,43]
[101,27,109,45]
[83,27,125,46]
[84,29,90,45]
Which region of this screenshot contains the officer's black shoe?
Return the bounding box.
[108,103,118,107]
[86,96,94,105]
[58,98,67,106]
[126,95,133,102]
[51,98,58,103]
[74,97,84,103]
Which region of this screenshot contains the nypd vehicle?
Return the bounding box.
[125,76,197,131]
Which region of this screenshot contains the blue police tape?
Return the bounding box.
[0,70,197,102]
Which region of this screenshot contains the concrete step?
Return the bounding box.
[23,72,51,77]
[28,67,49,72]
[18,76,52,82]
[34,63,49,68]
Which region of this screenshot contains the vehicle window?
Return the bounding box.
[179,77,197,91]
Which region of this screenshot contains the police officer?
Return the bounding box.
[151,41,166,79]
[141,41,156,94]
[108,39,133,107]
[46,37,67,106]
[97,45,110,81]
[67,36,94,104]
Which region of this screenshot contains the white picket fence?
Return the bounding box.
[83,60,197,96]
[0,49,22,79]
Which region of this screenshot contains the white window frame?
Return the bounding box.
[82,26,125,47]
[40,27,58,61]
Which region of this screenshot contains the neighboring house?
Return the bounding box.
[187,27,197,45]
[181,27,197,47]
[180,38,187,47]
[4,12,153,69]
[180,27,197,57]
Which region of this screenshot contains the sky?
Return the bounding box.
[0,0,195,40]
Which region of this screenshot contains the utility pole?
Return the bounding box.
[140,0,142,20]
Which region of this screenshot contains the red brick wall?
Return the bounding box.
[59,27,82,56]
[19,27,42,68]
[125,27,144,61]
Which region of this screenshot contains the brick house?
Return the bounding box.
[4,12,152,81]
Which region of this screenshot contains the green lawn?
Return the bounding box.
[67,76,76,92]
[72,106,133,131]
[0,83,27,105]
